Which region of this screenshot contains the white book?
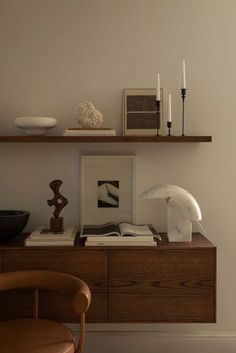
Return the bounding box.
[85,241,157,247]
[25,226,77,246]
[25,239,75,247]
[63,129,116,136]
[28,226,77,240]
[86,235,155,242]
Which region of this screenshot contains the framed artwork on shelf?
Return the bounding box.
[80,155,136,225]
[123,88,163,136]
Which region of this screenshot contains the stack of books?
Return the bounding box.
[80,222,161,247]
[25,226,77,246]
[63,128,116,136]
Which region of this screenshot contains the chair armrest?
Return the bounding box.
[72,279,91,314]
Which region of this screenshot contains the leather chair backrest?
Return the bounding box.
[0,270,91,314]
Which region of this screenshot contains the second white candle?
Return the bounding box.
[182,59,186,89]
[156,72,160,101]
[168,93,172,122]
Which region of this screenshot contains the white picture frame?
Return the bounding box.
[80,155,136,226]
[123,88,163,136]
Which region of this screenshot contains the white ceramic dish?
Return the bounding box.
[15,117,57,136]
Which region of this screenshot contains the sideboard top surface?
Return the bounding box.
[0,233,216,250]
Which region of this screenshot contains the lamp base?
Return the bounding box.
[167,203,192,242]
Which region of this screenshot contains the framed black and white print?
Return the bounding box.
[80,155,136,225]
[97,180,119,208]
[123,88,163,136]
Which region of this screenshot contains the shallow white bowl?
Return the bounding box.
[15,117,57,136]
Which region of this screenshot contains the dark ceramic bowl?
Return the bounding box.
[0,210,30,242]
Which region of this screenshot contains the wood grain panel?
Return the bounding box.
[109,294,215,322]
[1,249,108,322]
[1,290,34,320]
[1,290,107,322]
[108,249,216,322]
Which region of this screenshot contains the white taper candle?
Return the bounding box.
[156,72,160,101]
[182,59,186,89]
[168,93,172,122]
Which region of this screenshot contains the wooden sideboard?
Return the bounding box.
[0,233,216,323]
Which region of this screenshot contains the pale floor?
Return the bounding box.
[82,335,236,353]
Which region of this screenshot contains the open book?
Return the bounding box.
[80,222,161,241]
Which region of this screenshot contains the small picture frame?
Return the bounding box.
[80,155,136,225]
[123,88,163,136]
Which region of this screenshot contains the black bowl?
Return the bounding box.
[0,210,30,242]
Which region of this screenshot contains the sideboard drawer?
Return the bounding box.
[1,249,108,322]
[108,249,216,322]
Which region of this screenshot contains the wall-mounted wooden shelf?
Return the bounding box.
[0,135,212,143]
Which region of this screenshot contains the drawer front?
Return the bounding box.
[108,249,216,322]
[1,249,108,322]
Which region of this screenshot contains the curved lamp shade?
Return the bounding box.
[141,184,204,242]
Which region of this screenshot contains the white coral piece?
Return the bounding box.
[75,101,103,128]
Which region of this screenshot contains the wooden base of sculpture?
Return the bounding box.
[50,217,64,233]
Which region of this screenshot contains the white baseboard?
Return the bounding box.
[67,325,236,353]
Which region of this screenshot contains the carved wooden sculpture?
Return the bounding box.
[47,180,68,232]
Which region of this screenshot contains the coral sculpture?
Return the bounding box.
[75,101,103,128]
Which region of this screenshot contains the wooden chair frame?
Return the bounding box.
[0,270,91,353]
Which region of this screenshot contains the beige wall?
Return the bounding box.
[0,0,235,334]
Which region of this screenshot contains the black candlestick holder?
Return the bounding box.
[167,121,172,136]
[155,100,161,136]
[181,88,187,136]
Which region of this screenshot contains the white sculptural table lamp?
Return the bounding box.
[142,184,205,242]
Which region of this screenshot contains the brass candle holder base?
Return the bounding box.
[156,100,161,136]
[167,121,172,136]
[181,88,187,136]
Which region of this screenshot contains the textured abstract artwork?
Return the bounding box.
[123,88,163,135]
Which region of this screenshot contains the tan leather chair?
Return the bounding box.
[0,270,91,353]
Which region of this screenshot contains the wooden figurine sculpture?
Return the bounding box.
[47,180,68,232]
